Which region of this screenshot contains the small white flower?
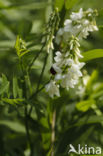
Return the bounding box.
[75,47,83,58]
[77,62,85,69]
[89,24,98,31]
[70,8,83,21]
[69,64,83,78]
[60,61,83,90]
[53,51,65,69]
[64,19,72,26]
[52,63,62,73]
[83,19,90,26]
[87,8,93,17]
[47,36,54,53]
[61,74,78,89]
[45,80,60,98]
[55,73,62,81]
[54,51,63,63]
[64,19,72,32]
[65,58,73,66]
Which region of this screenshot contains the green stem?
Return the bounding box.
[50,5,66,156]
[51,110,56,156]
[36,53,48,91]
[28,42,46,72]
[25,106,33,156]
[29,81,49,101]
[19,59,33,155]
[29,53,48,115]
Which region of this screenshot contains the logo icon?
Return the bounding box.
[68,144,101,155]
[68,144,78,154]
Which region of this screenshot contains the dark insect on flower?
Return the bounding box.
[50,67,56,75]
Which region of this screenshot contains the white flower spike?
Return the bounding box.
[45,8,98,98]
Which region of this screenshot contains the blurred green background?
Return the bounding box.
[1,0,103,156]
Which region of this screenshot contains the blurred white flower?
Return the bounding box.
[60,62,83,90]
[53,51,65,71]
[69,64,83,78]
[64,19,73,32]
[52,63,62,73]
[79,20,98,39]
[70,8,83,21]
[55,8,98,44]
[45,80,60,98]
[55,73,62,81]
[47,36,54,53]
[54,51,63,63]
[46,8,98,98]
[61,74,78,89]
[65,58,73,66]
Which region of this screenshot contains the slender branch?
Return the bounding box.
[29,53,48,115]
[25,106,33,156]
[19,59,33,155]
[36,53,48,91]
[51,110,56,156]
[50,6,66,156]
[29,81,48,101]
[28,43,46,72]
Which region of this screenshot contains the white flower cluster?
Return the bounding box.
[45,8,98,98]
[45,36,85,98]
[56,8,98,44]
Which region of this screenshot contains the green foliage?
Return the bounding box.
[0,120,25,133]
[81,49,103,62]
[0,74,10,96]
[15,35,30,58]
[55,0,64,11]
[2,98,25,105]
[55,0,78,10]
[13,76,19,98]
[0,0,103,156]
[65,0,78,10]
[76,99,96,112]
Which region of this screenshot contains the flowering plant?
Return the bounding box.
[45,8,98,98]
[0,0,103,156]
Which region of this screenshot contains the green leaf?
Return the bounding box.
[13,77,18,98]
[55,0,64,11]
[2,98,25,105]
[13,77,23,98]
[76,99,96,112]
[80,49,103,62]
[75,115,103,126]
[86,70,98,93]
[65,0,78,10]
[15,35,30,58]
[91,104,102,116]
[90,90,103,99]
[0,74,10,95]
[0,120,25,133]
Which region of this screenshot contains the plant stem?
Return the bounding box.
[29,53,48,115]
[50,6,66,156]
[28,42,46,72]
[19,59,33,155]
[36,53,48,91]
[29,80,49,101]
[51,110,56,156]
[25,106,33,156]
